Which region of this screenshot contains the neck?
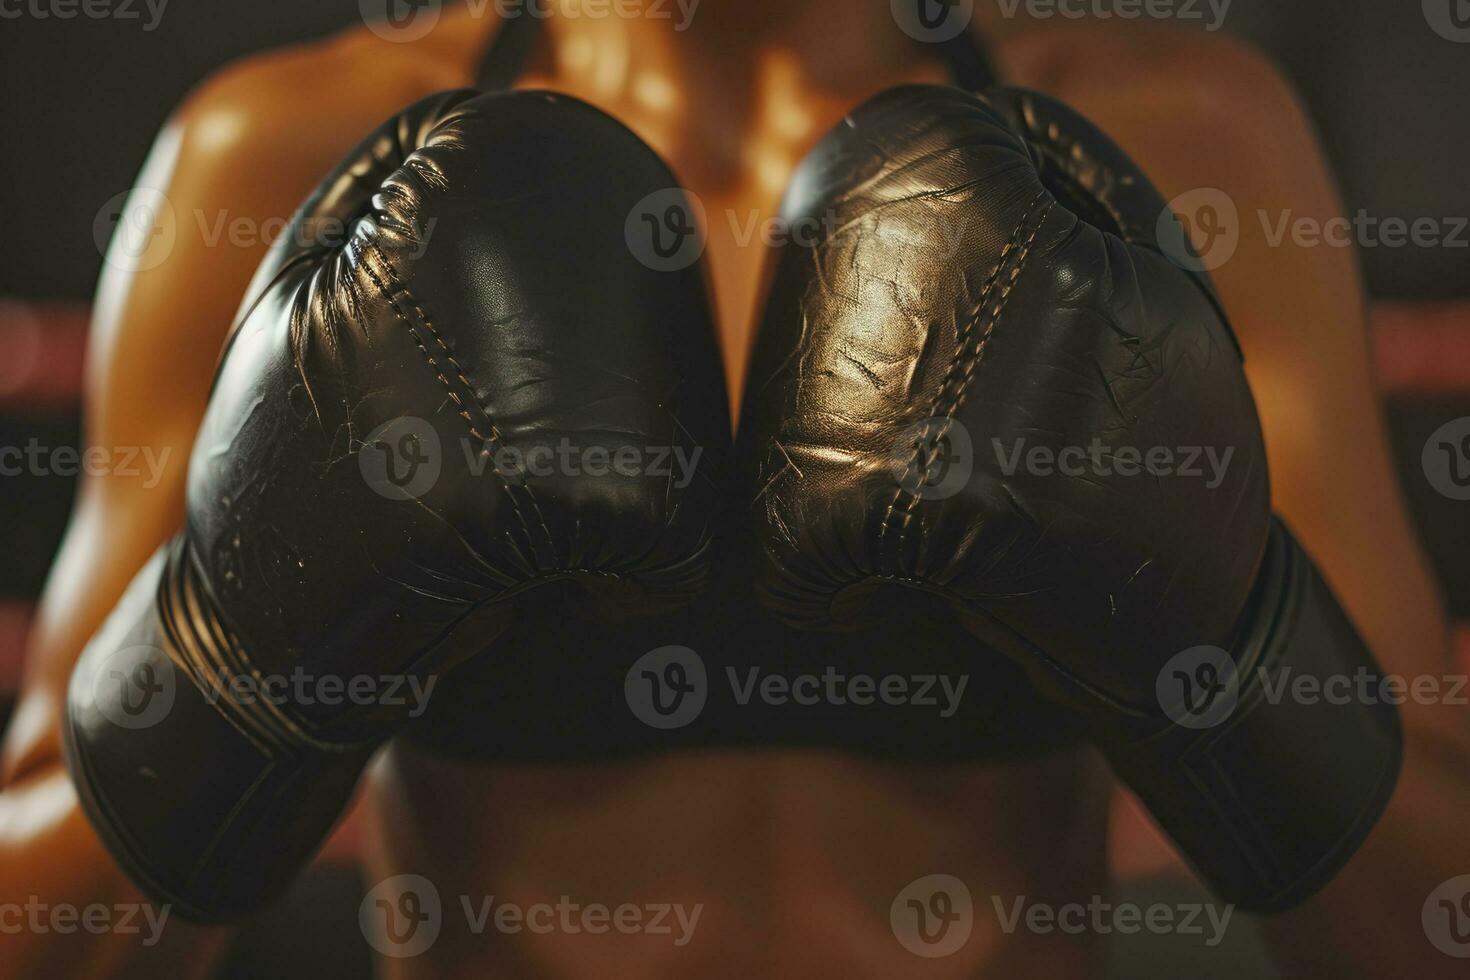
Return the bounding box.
[538,0,951,96]
[529,1,968,180]
[685,0,937,83]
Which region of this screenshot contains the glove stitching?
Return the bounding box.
[876,193,1053,572]
[1013,92,1136,243]
[159,542,318,753]
[359,242,556,566]
[1029,134,1131,244]
[361,244,701,590]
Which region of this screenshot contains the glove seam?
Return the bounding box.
[359,240,558,567]
[1016,97,1133,244]
[877,192,1053,570]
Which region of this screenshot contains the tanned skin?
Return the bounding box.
[1,4,1463,977]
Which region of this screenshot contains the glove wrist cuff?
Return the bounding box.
[1102,518,1402,912]
[64,543,373,921]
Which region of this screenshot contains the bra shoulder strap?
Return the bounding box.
[474,13,542,91]
[933,29,1000,90]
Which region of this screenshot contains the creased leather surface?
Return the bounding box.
[192,89,732,742]
[739,85,1269,715]
[65,89,731,916]
[737,84,1403,912]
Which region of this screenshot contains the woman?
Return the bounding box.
[2,2,1465,976]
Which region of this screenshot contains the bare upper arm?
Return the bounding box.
[1,30,470,785]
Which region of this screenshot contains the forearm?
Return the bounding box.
[0,507,228,974]
[0,763,229,979]
[1265,707,1470,976]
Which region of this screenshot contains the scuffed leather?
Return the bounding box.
[197,87,729,745]
[740,84,1268,716]
[739,84,1402,911]
[65,88,729,917]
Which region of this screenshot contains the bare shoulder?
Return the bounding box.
[995,21,1362,358]
[997,21,1309,152]
[171,14,491,168]
[79,28,456,406]
[996,19,1295,100]
[83,7,507,422]
[83,8,503,391]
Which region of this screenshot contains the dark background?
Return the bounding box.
[1,2,1467,977]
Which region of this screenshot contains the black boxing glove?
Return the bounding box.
[739,84,1400,912]
[65,89,728,920]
